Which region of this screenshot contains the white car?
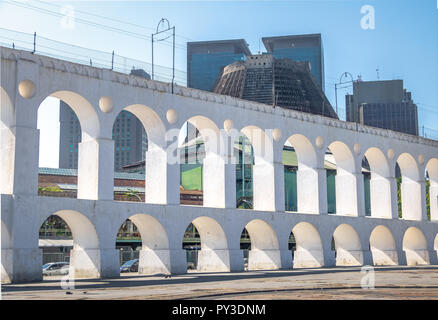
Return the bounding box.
[42,262,69,276]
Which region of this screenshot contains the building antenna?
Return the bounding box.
[258,38,261,54]
[376,67,380,80]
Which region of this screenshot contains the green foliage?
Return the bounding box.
[38,186,63,193]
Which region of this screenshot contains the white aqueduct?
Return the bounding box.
[1,47,438,283]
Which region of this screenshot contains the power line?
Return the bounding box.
[33,0,195,42]
[3,0,187,50]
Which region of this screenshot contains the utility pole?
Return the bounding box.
[151,18,176,93]
[334,72,354,118]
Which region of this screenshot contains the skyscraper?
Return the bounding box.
[262,34,325,91]
[345,80,419,136]
[187,39,251,91]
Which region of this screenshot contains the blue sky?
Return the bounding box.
[0,0,437,166]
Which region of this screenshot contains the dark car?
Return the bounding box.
[120,259,139,273]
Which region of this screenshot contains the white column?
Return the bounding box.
[335,169,365,216]
[145,146,180,205]
[401,179,422,220]
[430,181,438,221]
[203,152,236,208]
[297,167,327,214]
[253,158,285,212]
[10,125,39,195]
[369,175,392,218]
[77,138,114,200]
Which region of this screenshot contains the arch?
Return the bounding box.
[327,141,355,172]
[284,134,319,213]
[285,134,317,168]
[291,222,324,268]
[119,214,170,274]
[240,126,278,211]
[402,227,429,266]
[185,216,229,272]
[178,115,228,208]
[241,126,273,161]
[48,91,100,141]
[332,224,363,266]
[129,214,169,250]
[118,104,166,150]
[327,142,358,216]
[397,153,422,220]
[369,225,398,265]
[397,153,420,181]
[0,86,15,194]
[39,210,100,278]
[426,158,438,221]
[364,147,392,218]
[184,115,223,155]
[244,219,281,270]
[47,210,99,249]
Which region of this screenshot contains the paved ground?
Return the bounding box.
[2,266,438,300]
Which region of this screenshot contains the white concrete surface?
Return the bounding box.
[1,47,438,283]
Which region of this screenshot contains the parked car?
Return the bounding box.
[120,259,139,273]
[42,262,69,276]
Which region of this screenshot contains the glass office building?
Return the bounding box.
[187,39,251,91]
[262,34,325,92]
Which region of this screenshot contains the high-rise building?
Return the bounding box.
[262,34,325,91]
[212,53,338,119]
[187,39,251,91]
[59,101,148,170]
[345,80,419,136]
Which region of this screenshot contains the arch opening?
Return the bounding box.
[325,142,357,216]
[332,224,363,266]
[182,217,229,272]
[244,219,280,270]
[397,153,422,220]
[116,214,170,274]
[363,148,392,218]
[111,109,148,202]
[403,227,429,266]
[39,210,100,279]
[37,91,101,200]
[239,126,274,211]
[290,222,324,268]
[283,134,317,213]
[369,225,398,266]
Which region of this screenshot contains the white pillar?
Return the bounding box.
[10,125,39,195]
[335,169,365,216]
[401,179,422,220]
[203,153,236,208]
[430,181,438,221]
[70,247,119,279]
[297,167,327,214]
[77,138,114,200]
[253,158,285,212]
[145,147,180,205]
[138,249,171,275]
[369,175,392,218]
